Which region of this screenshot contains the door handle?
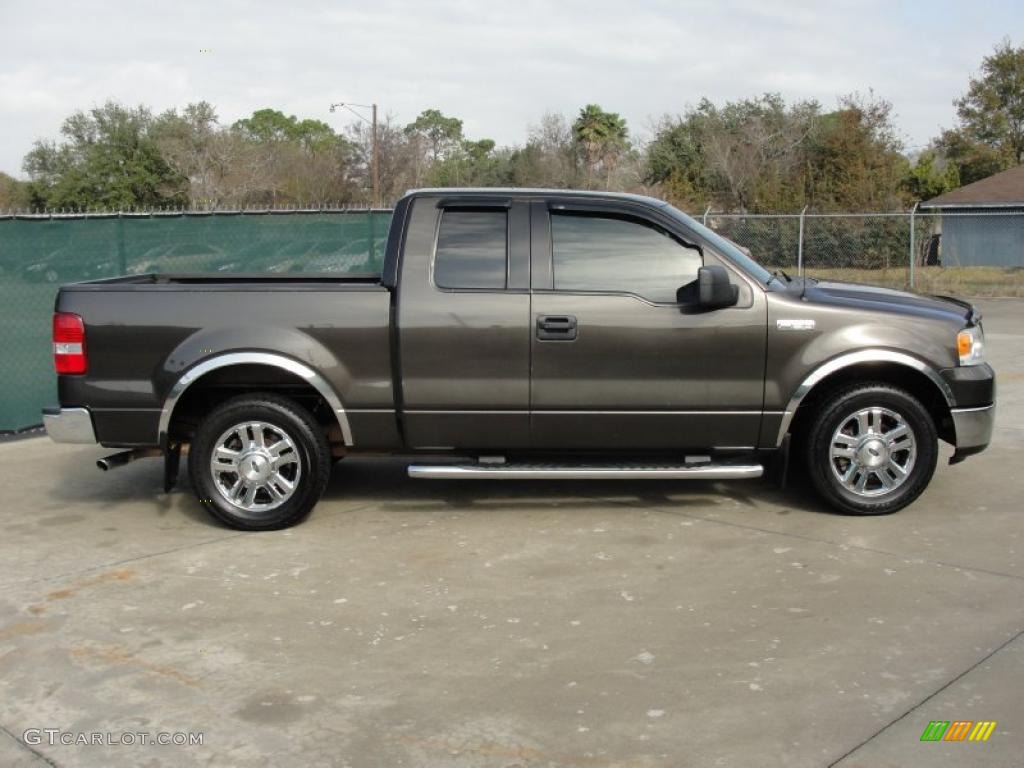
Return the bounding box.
[537,315,577,341]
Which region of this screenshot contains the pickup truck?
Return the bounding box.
[43,189,996,529]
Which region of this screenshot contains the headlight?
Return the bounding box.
[957,326,985,366]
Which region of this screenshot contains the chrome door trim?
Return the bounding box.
[157,352,353,447]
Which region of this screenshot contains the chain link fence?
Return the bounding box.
[1,205,1021,433]
[0,209,392,432]
[702,209,1024,296]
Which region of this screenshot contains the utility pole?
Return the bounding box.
[330,101,381,207]
[371,103,379,208]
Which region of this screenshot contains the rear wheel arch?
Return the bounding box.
[159,352,352,449]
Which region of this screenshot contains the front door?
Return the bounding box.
[529,201,767,451]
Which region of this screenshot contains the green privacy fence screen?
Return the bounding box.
[0,209,393,432]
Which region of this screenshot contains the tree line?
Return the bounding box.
[1,40,1020,214]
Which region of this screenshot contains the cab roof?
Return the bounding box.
[405,187,669,209]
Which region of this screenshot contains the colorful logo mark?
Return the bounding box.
[920,721,997,742]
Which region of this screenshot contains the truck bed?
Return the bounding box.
[55,274,396,447]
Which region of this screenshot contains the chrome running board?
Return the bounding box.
[408,462,764,481]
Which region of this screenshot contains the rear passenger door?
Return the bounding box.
[397,197,532,449]
[529,201,767,451]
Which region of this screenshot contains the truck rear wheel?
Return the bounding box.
[188,393,330,530]
[805,383,938,515]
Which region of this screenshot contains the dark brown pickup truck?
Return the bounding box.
[43,189,995,529]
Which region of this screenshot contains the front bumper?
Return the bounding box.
[941,363,996,406]
[42,406,97,444]
[949,404,994,464]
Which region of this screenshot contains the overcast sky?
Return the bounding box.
[0,0,1018,178]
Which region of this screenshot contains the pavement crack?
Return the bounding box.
[826,625,1024,767]
[3,500,383,593]
[1,532,248,591]
[0,723,61,767]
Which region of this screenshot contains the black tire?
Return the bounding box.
[188,393,330,530]
[805,383,938,515]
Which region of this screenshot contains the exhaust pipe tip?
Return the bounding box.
[95,448,161,472]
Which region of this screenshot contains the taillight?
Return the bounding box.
[53,312,87,374]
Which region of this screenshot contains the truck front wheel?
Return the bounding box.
[805,383,938,515]
[188,393,331,530]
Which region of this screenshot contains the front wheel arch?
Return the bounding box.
[786,360,954,450]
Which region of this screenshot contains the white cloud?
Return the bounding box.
[0,0,1017,176]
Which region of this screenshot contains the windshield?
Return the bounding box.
[661,204,774,285]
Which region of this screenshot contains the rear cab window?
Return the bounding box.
[434,209,508,290]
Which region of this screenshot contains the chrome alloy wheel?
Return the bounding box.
[829,407,916,497]
[209,421,302,512]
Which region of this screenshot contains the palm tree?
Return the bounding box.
[573,104,629,189]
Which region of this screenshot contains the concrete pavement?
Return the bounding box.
[0,300,1021,767]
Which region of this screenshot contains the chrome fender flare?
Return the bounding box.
[157,352,353,447]
[774,349,954,447]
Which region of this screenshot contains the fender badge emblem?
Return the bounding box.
[777,319,816,331]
